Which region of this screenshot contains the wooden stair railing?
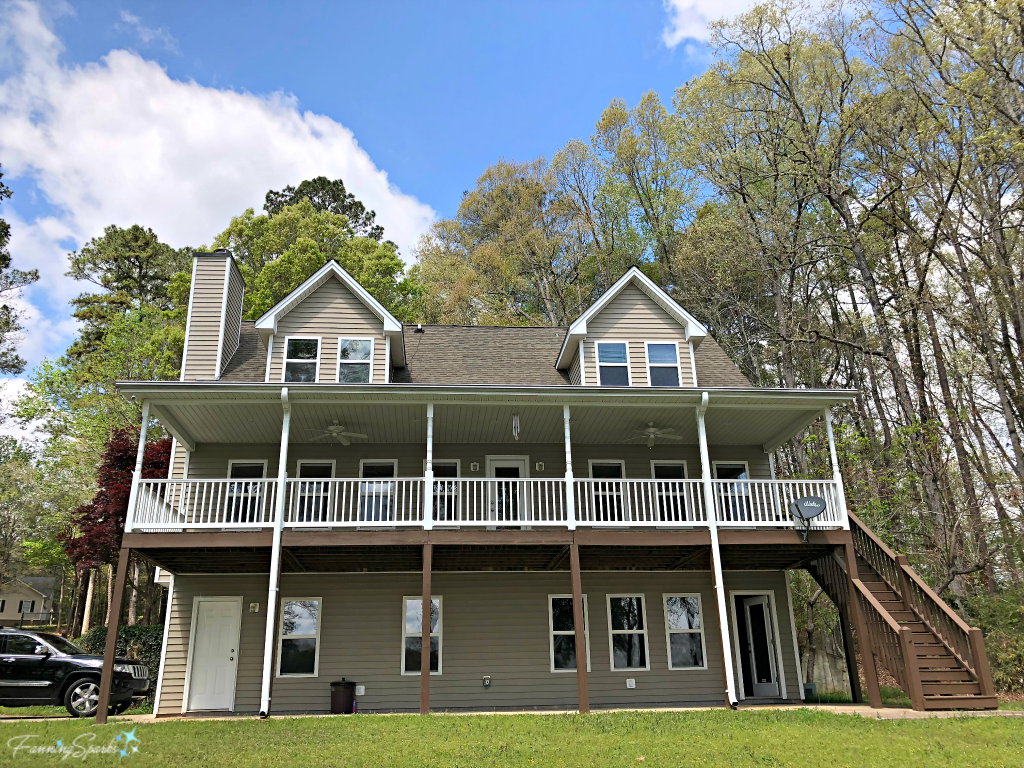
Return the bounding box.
[842,512,998,709]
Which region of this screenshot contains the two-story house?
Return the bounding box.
[92,253,997,721]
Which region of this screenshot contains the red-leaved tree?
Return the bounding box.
[62,428,172,568]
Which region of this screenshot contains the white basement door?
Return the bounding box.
[187,598,241,711]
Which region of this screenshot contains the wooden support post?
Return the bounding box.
[899,626,926,710]
[969,628,996,697]
[96,547,130,724]
[844,538,883,708]
[569,541,590,713]
[421,542,432,714]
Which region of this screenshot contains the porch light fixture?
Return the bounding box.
[512,413,521,441]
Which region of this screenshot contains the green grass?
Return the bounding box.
[0,710,1020,767]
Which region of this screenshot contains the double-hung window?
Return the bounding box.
[283,338,320,382]
[548,595,590,672]
[664,594,706,669]
[596,342,630,386]
[402,596,441,674]
[278,598,321,676]
[17,600,34,614]
[337,338,373,383]
[607,595,649,670]
[645,342,681,387]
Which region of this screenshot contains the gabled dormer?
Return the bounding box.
[556,266,746,388]
[253,261,405,384]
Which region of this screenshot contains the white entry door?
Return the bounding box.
[742,595,780,697]
[187,598,241,711]
[485,457,528,522]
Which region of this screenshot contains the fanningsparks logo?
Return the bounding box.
[7,728,141,761]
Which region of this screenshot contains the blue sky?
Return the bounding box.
[0,0,748,434]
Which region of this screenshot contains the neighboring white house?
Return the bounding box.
[0,577,56,626]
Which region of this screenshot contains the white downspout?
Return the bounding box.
[260,387,290,717]
[697,391,737,706]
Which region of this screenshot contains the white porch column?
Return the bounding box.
[563,405,576,529]
[423,403,434,530]
[123,400,150,533]
[260,387,290,717]
[697,392,738,706]
[823,409,849,528]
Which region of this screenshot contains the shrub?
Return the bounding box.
[76,624,164,702]
[961,588,1024,695]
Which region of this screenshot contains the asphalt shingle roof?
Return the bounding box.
[217,321,752,387]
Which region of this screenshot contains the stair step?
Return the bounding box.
[915,656,959,668]
[922,681,983,694]
[922,695,998,710]
[888,610,917,621]
[918,669,975,682]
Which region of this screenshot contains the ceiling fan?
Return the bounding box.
[624,422,684,449]
[306,420,367,446]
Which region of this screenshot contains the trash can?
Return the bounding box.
[330,679,356,714]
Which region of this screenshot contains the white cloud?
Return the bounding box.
[0,0,437,371]
[117,9,179,53]
[661,0,760,45]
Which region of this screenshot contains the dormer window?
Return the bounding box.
[338,338,373,383]
[597,342,630,386]
[646,343,681,387]
[284,338,320,382]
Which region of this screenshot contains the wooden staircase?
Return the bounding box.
[808,513,998,711]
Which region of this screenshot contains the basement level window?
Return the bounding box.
[402,597,441,675]
[284,338,320,383]
[278,598,321,676]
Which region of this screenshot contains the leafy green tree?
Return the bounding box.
[65,224,191,360]
[213,200,416,320]
[265,176,386,242]
[0,163,40,374]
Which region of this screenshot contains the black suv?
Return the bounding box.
[0,629,149,717]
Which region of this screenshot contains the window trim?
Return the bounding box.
[605,593,651,672]
[227,459,269,479]
[712,460,751,480]
[281,335,322,383]
[336,336,375,384]
[548,594,591,673]
[662,593,708,670]
[588,459,626,478]
[650,460,688,479]
[359,459,399,477]
[401,595,443,675]
[296,459,336,478]
[644,341,684,388]
[594,340,633,387]
[276,596,322,678]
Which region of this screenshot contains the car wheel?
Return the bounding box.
[64,679,100,718]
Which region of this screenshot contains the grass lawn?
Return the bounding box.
[0,710,1021,767]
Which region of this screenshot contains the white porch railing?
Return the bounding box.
[428,478,568,526]
[711,479,844,528]
[283,478,423,527]
[574,479,707,526]
[134,479,279,528]
[130,477,847,531]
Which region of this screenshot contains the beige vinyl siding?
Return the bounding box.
[268,277,386,383]
[583,284,695,387]
[184,442,771,481]
[568,349,582,386]
[157,575,268,715]
[169,441,189,480]
[182,256,228,381]
[218,261,246,376]
[158,569,797,713]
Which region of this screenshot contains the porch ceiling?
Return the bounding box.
[123,383,855,451]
